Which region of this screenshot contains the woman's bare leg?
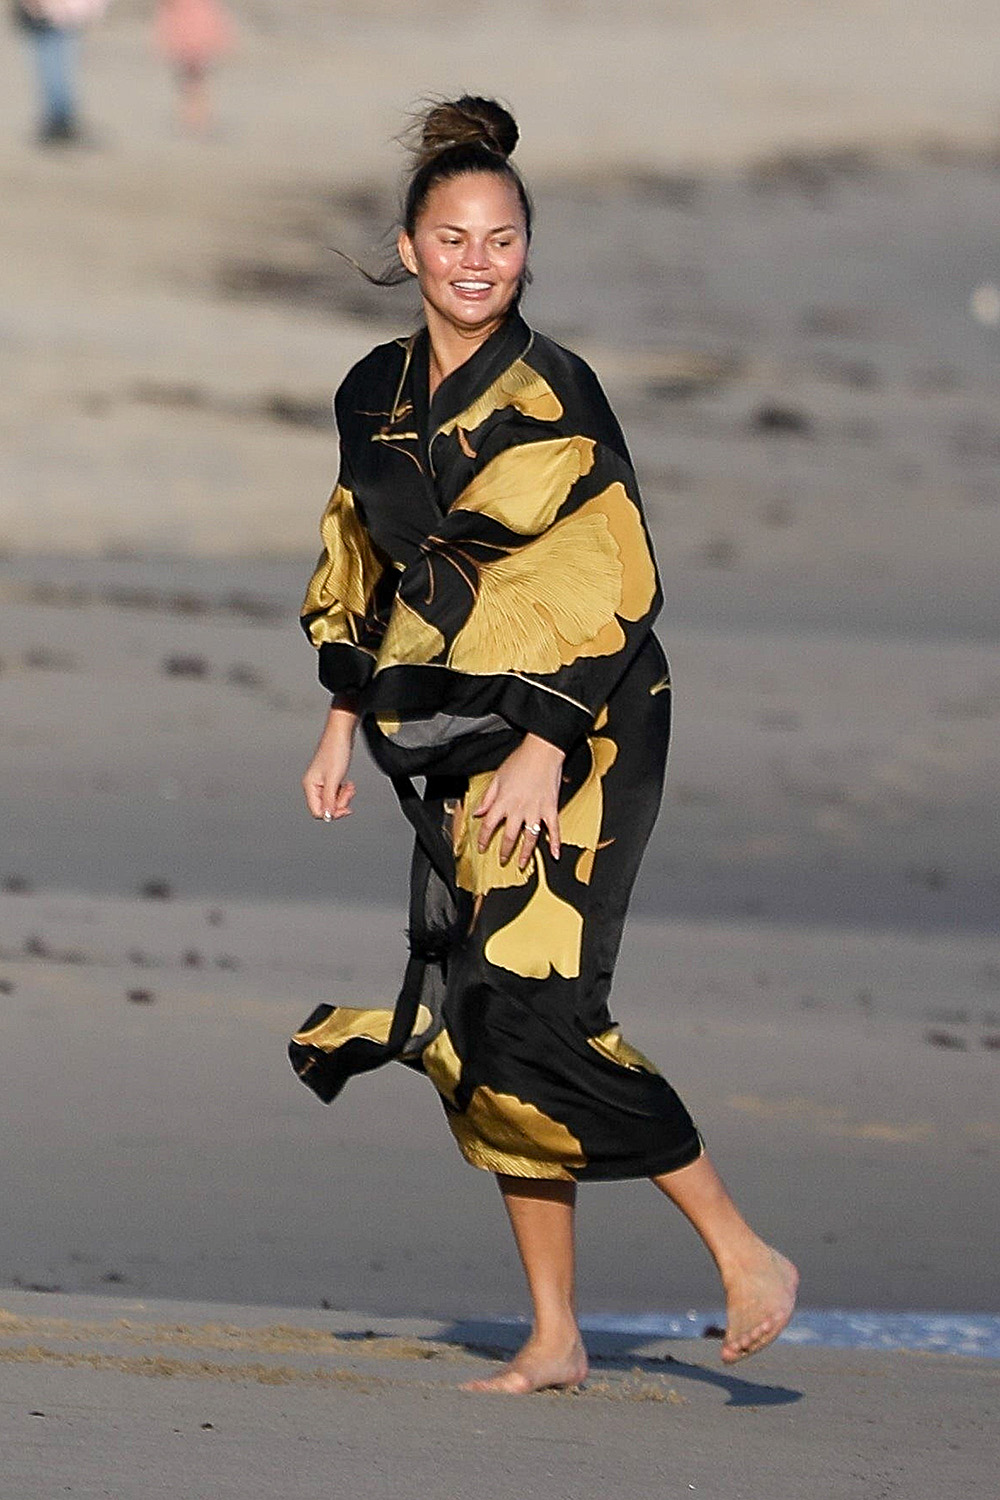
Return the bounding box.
[652,1152,798,1363]
[177,64,211,134]
[461,1176,589,1393]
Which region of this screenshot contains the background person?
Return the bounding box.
[154,0,234,136]
[13,0,107,145]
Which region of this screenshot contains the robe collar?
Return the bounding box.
[407,308,533,449]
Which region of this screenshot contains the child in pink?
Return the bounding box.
[155,0,234,134]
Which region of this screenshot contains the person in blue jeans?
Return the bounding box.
[14,0,106,145]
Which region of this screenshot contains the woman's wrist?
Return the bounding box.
[325,696,359,742]
[520,731,565,766]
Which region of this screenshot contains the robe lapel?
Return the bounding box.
[425,311,533,482]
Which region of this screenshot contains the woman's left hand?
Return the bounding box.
[473,733,564,869]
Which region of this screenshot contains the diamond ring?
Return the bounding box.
[526,822,542,835]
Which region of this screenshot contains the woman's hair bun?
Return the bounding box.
[415,96,519,167]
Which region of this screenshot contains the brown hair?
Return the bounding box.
[401,95,531,239]
[339,96,533,289]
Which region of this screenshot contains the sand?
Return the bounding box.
[1,7,998,1477]
[0,1290,997,1500]
[1,882,998,1319]
[1,2,1000,1488]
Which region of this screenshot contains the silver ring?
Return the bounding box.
[526,822,542,836]
[322,810,332,823]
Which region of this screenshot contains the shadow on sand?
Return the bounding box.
[337,1319,803,1407]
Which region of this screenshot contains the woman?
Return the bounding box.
[293,96,797,1394]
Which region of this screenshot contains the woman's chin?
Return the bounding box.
[454,305,514,338]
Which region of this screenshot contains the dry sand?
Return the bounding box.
[1,0,998,1351]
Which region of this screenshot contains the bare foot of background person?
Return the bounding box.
[461,1334,588,1394]
[721,1245,799,1362]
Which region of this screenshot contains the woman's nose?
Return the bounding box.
[461,240,490,269]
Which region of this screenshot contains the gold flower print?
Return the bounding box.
[451,436,595,536]
[452,771,532,896]
[447,482,656,676]
[587,1026,660,1075]
[449,1084,586,1179]
[301,484,386,647]
[376,595,446,669]
[484,855,583,980]
[571,706,614,881]
[421,1025,463,1106]
[292,1003,432,1052]
[436,359,564,442]
[585,483,658,623]
[455,727,616,906]
[448,509,619,674]
[558,734,618,861]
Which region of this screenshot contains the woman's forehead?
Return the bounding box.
[418,173,526,228]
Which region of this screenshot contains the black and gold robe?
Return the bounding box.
[290,311,701,1181]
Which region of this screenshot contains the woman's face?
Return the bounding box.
[398,173,529,344]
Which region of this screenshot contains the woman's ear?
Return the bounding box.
[397,230,418,277]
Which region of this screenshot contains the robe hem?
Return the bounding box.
[451,1133,704,1182]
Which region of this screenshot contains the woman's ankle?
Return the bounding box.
[526,1314,583,1350]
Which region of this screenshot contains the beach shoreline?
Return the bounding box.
[0,1288,996,1500]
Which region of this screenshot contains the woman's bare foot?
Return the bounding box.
[720,1244,799,1363]
[461,1334,589,1394]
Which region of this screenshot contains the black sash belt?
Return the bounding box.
[289,775,464,1104]
[389,774,463,892]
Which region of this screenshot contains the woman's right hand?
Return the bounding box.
[302,698,359,821]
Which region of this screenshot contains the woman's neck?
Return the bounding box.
[424,308,507,397]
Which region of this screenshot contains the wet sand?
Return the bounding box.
[1,1289,997,1500]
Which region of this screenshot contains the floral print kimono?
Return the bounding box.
[290,311,701,1181]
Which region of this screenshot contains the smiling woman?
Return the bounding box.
[397,174,528,359]
[393,99,533,383]
[291,95,797,1396]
